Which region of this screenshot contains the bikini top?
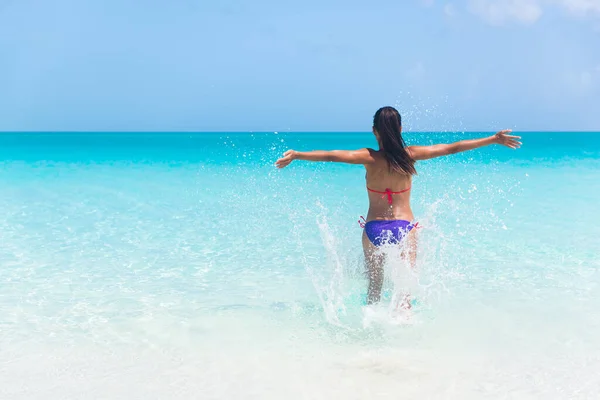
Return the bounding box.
[366,186,411,205]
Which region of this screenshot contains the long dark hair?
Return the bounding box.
[373,106,416,175]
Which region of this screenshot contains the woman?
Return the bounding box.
[275,106,521,306]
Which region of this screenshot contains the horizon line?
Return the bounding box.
[1,130,599,134]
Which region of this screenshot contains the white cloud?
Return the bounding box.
[556,0,600,15]
[469,0,543,25]
[469,0,600,25]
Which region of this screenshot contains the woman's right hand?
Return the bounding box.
[493,130,522,149]
[275,150,297,168]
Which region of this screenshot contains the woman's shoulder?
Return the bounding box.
[362,148,383,158]
[362,149,387,169]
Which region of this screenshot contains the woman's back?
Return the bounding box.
[364,150,414,221]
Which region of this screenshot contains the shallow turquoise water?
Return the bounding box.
[1,131,600,399]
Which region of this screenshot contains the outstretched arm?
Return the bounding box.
[408,130,521,161]
[275,148,376,168]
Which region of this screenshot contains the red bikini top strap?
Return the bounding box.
[367,186,411,205]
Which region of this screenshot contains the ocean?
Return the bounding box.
[1,131,599,399]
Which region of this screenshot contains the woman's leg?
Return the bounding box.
[363,231,384,304]
[398,228,419,309]
[404,227,418,270]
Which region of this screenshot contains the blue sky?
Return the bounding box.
[1,0,599,132]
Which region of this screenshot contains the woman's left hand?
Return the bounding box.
[493,130,522,149]
[275,150,296,168]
